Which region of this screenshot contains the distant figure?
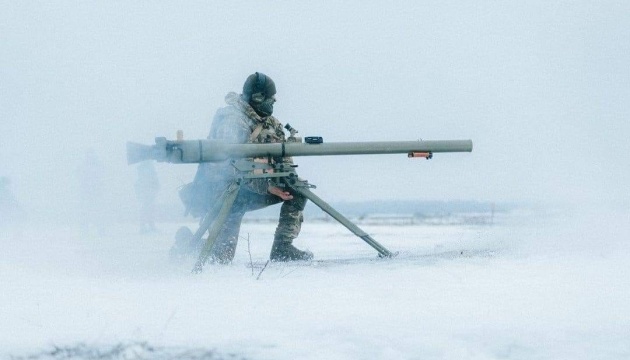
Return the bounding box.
[134,161,160,233]
[0,176,20,225]
[77,149,107,236]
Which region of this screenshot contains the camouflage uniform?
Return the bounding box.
[193,92,307,262]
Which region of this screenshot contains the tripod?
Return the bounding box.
[183,158,394,273]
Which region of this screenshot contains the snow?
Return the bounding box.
[1,206,629,359]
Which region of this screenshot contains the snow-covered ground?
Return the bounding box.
[1,205,629,359]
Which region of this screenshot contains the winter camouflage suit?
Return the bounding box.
[190,92,307,262]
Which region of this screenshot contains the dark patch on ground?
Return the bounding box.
[10,342,248,360]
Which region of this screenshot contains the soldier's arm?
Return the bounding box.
[268,185,293,200]
[208,110,251,143]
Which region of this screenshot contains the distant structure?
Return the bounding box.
[0,176,20,224]
[76,149,107,236]
[134,161,160,233]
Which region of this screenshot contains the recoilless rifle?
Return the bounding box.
[127,127,473,273]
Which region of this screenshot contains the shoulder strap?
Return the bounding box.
[249,123,264,142]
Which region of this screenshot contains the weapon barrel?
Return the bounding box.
[127,138,473,164]
[282,140,472,156]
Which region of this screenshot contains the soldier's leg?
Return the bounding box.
[209,189,281,263]
[270,191,313,261]
[209,209,245,263]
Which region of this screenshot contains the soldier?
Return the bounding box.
[189,72,312,263]
[0,176,20,225]
[134,161,160,233]
[76,149,107,236]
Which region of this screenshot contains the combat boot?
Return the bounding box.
[209,237,237,264]
[270,238,313,262]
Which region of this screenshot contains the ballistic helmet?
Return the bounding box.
[242,72,276,102]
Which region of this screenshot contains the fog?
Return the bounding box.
[1,1,629,221]
[2,3,630,358]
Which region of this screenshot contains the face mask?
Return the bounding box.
[257,98,275,116]
[250,92,275,116]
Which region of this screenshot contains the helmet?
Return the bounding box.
[242,72,277,116]
[242,72,276,102]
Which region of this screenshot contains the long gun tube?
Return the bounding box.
[127,138,473,165]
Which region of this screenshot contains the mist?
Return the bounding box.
[2,2,630,358]
[2,1,628,225]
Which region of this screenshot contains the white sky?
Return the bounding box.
[1,1,629,215]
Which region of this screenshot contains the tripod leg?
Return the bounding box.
[170,188,226,263]
[187,194,226,251]
[291,186,394,258]
[192,181,241,273]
